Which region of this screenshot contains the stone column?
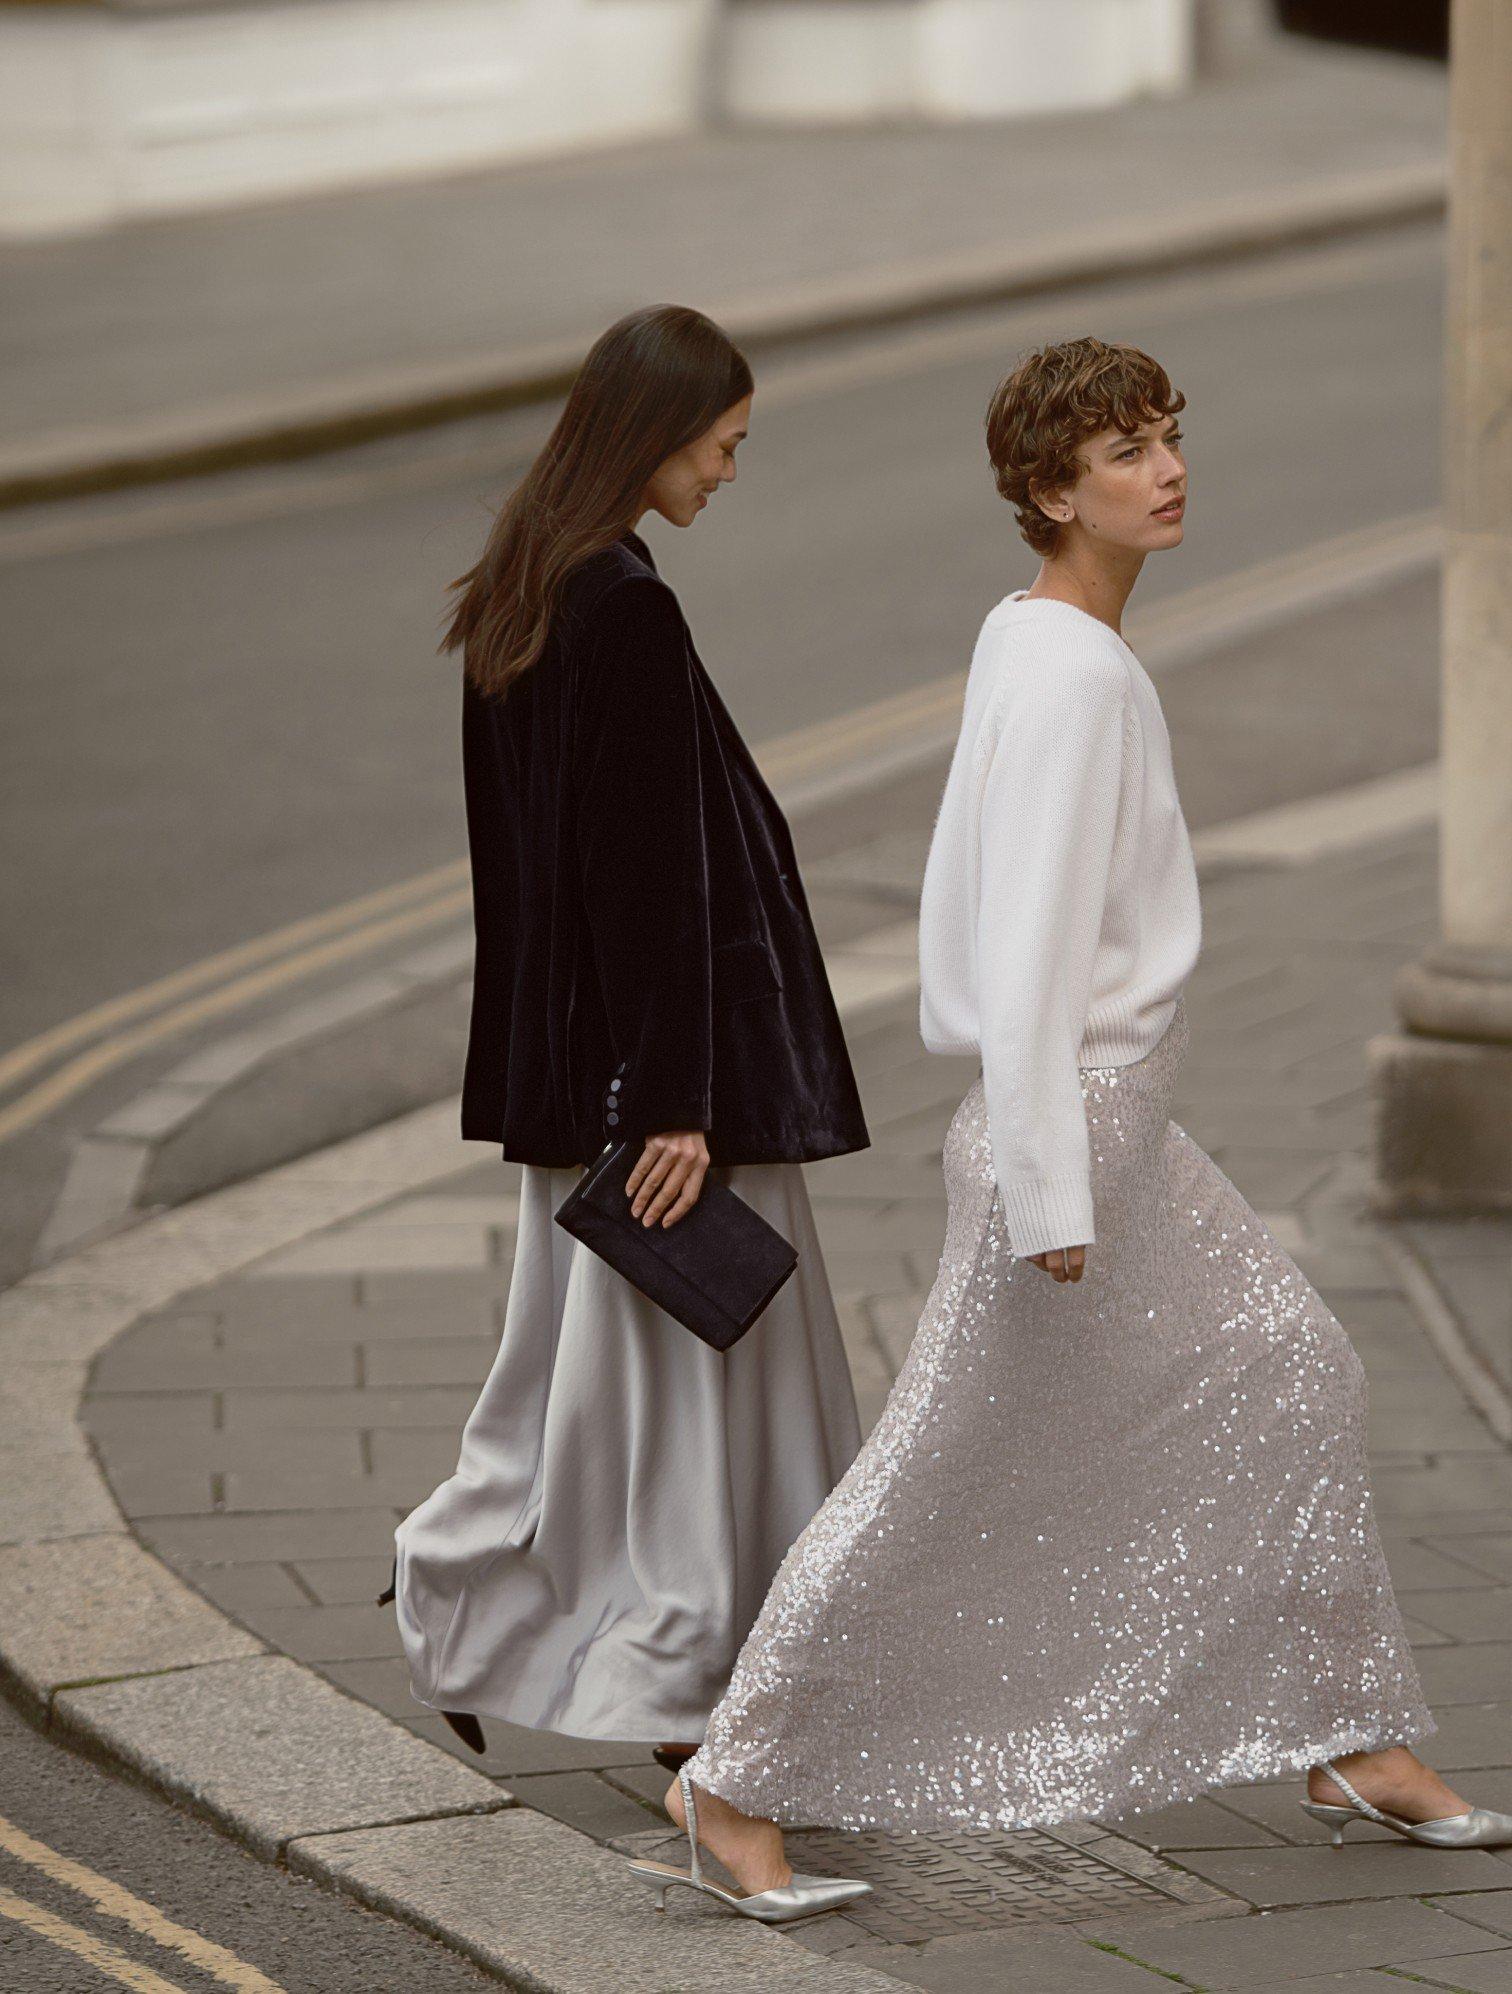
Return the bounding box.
[1369,0,1512,1216]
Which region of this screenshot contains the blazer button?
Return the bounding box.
[606,1112,619,1126]
[609,1079,621,1093]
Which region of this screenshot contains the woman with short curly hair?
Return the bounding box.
[627,335,1508,1918]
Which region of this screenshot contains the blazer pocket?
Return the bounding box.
[713,936,782,1006]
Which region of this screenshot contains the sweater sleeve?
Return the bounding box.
[975,649,1128,1256]
[575,575,714,1139]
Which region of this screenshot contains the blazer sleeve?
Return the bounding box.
[975,651,1128,1256]
[575,574,714,1139]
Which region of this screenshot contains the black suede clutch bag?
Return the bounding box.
[552,1140,798,1351]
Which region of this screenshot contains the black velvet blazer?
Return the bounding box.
[458,529,870,1169]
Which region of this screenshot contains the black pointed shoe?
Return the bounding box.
[442,1711,487,1755]
[652,1744,698,1774]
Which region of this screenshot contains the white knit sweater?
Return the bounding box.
[919,590,1202,1257]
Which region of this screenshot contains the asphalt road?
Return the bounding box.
[0,1696,495,1992]
[0,219,1442,1281]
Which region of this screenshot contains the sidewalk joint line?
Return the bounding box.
[1374,1229,1512,1444]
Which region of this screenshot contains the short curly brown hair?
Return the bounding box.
[986,337,1186,556]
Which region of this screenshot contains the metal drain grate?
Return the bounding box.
[614,1820,1214,1946]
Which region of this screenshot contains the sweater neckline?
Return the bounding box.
[1005,588,1137,658]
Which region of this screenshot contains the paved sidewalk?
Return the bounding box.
[76,809,1512,1990]
[1,38,1445,502]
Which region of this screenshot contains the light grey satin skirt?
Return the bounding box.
[688,994,1433,1832]
[393,1157,862,1741]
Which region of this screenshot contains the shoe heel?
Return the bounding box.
[626,1864,673,1911]
[1300,1802,1354,1847]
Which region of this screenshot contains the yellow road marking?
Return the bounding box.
[0,887,470,1144]
[0,858,466,1096]
[0,1815,284,1990]
[0,1884,188,1992]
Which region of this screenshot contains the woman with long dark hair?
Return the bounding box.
[388,307,873,1915]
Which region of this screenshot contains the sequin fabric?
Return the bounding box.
[686,995,1433,1832]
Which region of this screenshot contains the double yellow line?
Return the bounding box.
[0,1812,282,1990]
[0,861,470,1146]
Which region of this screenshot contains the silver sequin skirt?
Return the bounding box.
[686,993,1433,1832]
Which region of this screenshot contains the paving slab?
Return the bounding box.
[1407,1592,1512,1644]
[1173,1839,1511,1905]
[1257,1973,1496,1992]
[505,1770,666,1843]
[1373,1460,1512,1517]
[1210,1781,1397,1846]
[215,1466,433,1513]
[1099,1794,1290,1850]
[1434,1896,1512,1942]
[846,1923,1183,1990]
[1425,1539,1512,1584]
[190,1562,312,1616]
[291,1809,901,1992]
[1405,1951,1512,1994]
[361,1336,497,1386]
[284,1557,393,1606]
[1406,1702,1512,1770]
[135,1508,405,1564]
[89,1338,358,1392]
[55,1654,508,1860]
[79,1390,217,1439]
[218,1383,479,1433]
[235,1603,405,1665]
[1095,1897,1511,1987]
[1413,1643,1512,1705]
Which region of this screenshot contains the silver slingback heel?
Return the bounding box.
[1301,1759,1512,1849]
[626,1770,874,1923]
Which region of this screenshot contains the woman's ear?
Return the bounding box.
[1030,481,1071,526]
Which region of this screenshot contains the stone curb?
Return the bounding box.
[0,164,1443,511]
[0,1101,902,1989]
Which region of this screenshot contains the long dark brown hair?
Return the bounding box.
[442,305,753,700]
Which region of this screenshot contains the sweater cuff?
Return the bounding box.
[995,1170,1095,1259]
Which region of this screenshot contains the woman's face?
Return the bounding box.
[1038,415,1187,552]
[642,395,752,529]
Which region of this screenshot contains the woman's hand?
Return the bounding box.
[627,1131,710,1228]
[1029,1244,1087,1283]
